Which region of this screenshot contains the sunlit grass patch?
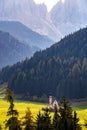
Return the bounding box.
[0,99,87,130]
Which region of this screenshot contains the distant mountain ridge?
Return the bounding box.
[0,0,62,41]
[50,0,87,36]
[0,27,87,99]
[0,0,87,41]
[0,30,38,68]
[0,21,54,49]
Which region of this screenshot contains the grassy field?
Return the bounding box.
[0,99,87,130]
[0,99,48,129]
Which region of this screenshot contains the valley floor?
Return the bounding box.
[0,99,87,130]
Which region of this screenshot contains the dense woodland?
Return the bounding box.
[0,28,87,99]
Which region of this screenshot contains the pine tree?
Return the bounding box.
[43,109,51,130]
[5,87,21,130]
[36,109,51,130]
[36,111,44,130]
[73,111,82,130]
[58,97,82,130]
[52,108,60,130]
[22,107,34,130]
[59,97,73,130]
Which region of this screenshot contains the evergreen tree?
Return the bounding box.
[59,97,73,130]
[36,111,44,130]
[5,87,21,130]
[84,119,87,128]
[36,109,51,130]
[22,107,34,130]
[73,111,82,130]
[58,97,82,130]
[52,108,60,130]
[43,109,51,130]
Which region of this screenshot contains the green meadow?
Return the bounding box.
[0,99,87,130]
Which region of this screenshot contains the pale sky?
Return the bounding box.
[34,0,65,12]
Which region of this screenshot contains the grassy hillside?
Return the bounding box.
[0,99,87,130]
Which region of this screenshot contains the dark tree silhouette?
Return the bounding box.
[84,119,87,128]
[52,107,60,130]
[36,109,51,130]
[58,97,82,130]
[5,87,21,130]
[73,111,82,130]
[22,107,34,130]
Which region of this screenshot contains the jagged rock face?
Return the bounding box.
[50,0,87,24]
[0,0,47,19]
[0,0,87,41]
[50,0,87,36]
[0,0,62,41]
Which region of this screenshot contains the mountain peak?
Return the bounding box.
[0,0,87,41]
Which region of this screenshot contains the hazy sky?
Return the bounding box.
[34,0,65,11]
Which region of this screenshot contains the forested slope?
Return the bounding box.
[0,28,87,99]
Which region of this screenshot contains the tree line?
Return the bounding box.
[0,28,87,99]
[0,87,87,130]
